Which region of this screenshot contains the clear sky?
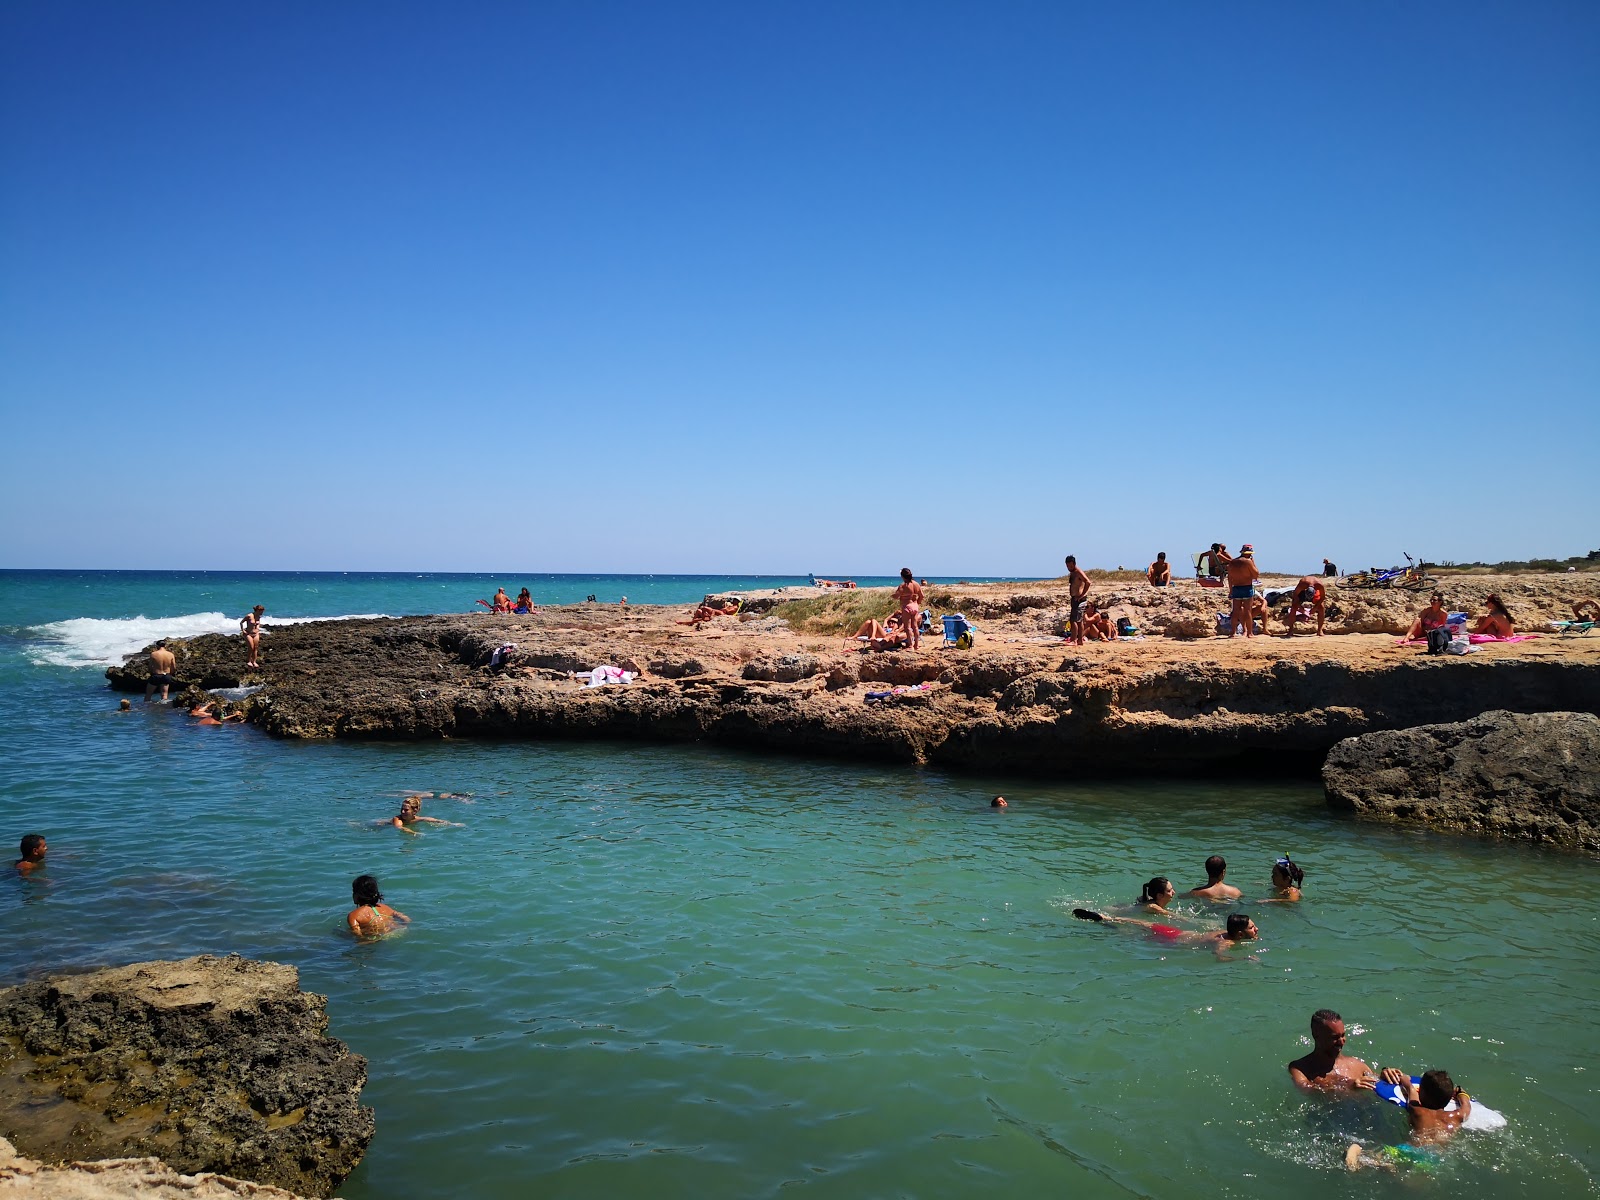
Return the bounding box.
[3,2,1595,576]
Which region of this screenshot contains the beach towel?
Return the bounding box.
[488,643,516,668]
[581,665,635,688]
[1468,633,1539,644]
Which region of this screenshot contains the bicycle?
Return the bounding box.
[1337,553,1437,591]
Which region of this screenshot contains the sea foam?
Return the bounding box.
[23,612,387,669]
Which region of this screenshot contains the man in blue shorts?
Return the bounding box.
[1225,546,1261,638]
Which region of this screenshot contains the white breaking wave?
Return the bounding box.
[23,612,389,670]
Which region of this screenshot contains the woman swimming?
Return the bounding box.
[1265,856,1303,902]
[1136,876,1176,913]
[347,874,410,937]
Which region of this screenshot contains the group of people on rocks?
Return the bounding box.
[478,587,536,614]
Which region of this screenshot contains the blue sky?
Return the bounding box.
[2,2,1595,576]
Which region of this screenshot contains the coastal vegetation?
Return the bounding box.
[773,589,959,634]
[1434,550,1599,575]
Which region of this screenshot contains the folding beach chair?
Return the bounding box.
[941,613,977,649]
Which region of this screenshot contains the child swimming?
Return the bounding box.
[1345,1069,1472,1171]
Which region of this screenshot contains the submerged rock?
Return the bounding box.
[1322,710,1600,852]
[0,956,372,1197]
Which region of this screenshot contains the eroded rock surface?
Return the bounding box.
[0,957,371,1198]
[1323,710,1600,851]
[0,1136,311,1199]
[104,577,1600,775]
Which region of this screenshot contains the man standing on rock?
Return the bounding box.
[1226,546,1261,638]
[145,641,177,703]
[1065,555,1091,646]
[1289,1009,1409,1093]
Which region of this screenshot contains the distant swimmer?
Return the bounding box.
[1135,876,1176,914]
[119,698,132,712]
[1287,1009,1408,1093]
[1073,908,1259,959]
[14,833,47,875]
[145,641,176,703]
[1188,855,1242,902]
[348,875,409,937]
[1065,555,1091,646]
[240,605,265,668]
[1346,1070,1474,1171]
[990,795,1007,808]
[385,795,463,835]
[1148,552,1170,588]
[1264,856,1304,902]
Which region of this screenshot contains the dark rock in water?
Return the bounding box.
[1323,710,1600,852]
[0,955,373,1197]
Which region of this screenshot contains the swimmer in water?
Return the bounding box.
[1345,1069,1473,1171]
[1188,855,1242,902]
[1287,1009,1409,1093]
[118,698,132,712]
[15,833,47,875]
[385,795,462,835]
[1262,856,1304,901]
[990,796,1007,808]
[1073,909,1259,960]
[1135,876,1176,914]
[347,874,409,937]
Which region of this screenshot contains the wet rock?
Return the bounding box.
[0,956,372,1197]
[1323,710,1600,852]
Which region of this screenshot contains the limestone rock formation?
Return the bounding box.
[1323,710,1600,851]
[0,956,372,1197]
[0,1137,311,1199]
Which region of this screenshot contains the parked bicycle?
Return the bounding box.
[1337,553,1437,591]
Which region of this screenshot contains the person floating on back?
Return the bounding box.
[1073,908,1259,960]
[1345,1069,1473,1171]
[348,874,410,937]
[15,833,47,875]
[1189,855,1241,901]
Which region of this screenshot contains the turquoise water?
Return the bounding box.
[2,573,1597,1198]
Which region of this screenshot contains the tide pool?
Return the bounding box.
[1,572,1596,1198]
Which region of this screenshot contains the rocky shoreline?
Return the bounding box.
[103,575,1600,780]
[0,957,372,1198]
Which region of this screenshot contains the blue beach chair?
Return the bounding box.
[941,613,977,649]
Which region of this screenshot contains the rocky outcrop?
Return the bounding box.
[0,1136,311,1198]
[103,576,1600,776]
[0,957,372,1198]
[1323,710,1600,852]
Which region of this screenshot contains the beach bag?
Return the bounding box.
[1426,628,1451,655]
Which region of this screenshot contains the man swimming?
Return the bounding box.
[1188,855,1242,901]
[1287,1009,1409,1093]
[14,833,47,874]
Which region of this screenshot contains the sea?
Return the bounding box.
[1,570,1596,1199]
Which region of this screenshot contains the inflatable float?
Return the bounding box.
[1375,1077,1507,1131]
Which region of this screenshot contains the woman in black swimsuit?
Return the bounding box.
[240,605,265,668]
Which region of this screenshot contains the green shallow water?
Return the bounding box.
[4,723,1598,1199]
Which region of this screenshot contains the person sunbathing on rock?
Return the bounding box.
[476,588,513,613]
[1402,592,1450,643]
[1573,600,1600,623]
[1474,594,1515,638]
[1082,602,1115,642]
[513,588,535,613]
[678,599,740,626]
[850,615,909,651]
[348,875,409,937]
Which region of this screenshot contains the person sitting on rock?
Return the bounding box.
[513,588,535,613]
[678,598,740,626]
[1283,576,1327,637]
[1403,592,1450,644]
[476,588,513,613]
[1148,552,1171,587]
[1474,594,1515,639]
[1188,855,1242,901]
[385,795,462,835]
[1573,600,1600,624]
[348,875,409,937]
[1081,601,1115,642]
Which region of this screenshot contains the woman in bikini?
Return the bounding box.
[893,568,924,651]
[347,874,410,937]
[240,605,265,668]
[1474,594,1515,639]
[1402,593,1449,643]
